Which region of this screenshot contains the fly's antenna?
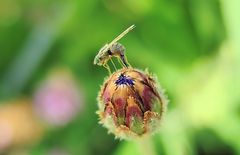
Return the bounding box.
[108,25,135,47]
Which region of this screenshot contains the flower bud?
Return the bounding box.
[97,68,168,139]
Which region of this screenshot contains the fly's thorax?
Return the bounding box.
[110,42,126,56]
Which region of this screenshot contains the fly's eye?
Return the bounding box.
[107,50,112,55]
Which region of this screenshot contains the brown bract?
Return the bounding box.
[97,68,168,140]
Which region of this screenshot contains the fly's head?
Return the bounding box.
[94,44,110,66]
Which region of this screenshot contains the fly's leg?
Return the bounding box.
[117,58,125,68]
[103,63,111,75]
[109,57,117,71]
[120,54,131,68]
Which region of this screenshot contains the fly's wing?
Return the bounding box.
[108,25,135,47]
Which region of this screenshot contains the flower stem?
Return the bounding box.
[137,137,157,155]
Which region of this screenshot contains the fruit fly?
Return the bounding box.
[94,25,135,74]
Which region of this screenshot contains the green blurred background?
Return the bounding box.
[0,0,240,155]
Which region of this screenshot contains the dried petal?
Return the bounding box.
[126,97,144,134]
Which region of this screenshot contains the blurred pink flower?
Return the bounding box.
[34,69,84,126]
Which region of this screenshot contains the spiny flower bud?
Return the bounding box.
[97,68,168,139]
